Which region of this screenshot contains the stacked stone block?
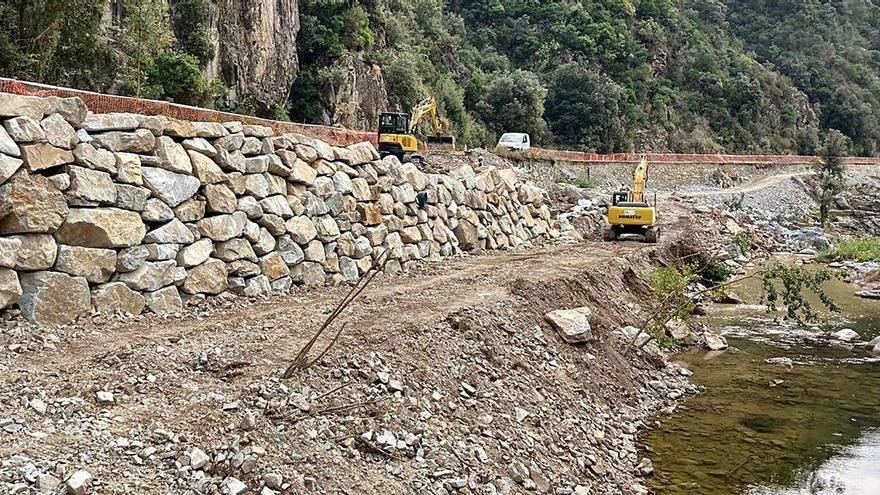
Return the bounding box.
[0,93,557,325]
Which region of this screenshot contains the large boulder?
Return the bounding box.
[41,113,78,149]
[0,268,21,309]
[0,93,51,120]
[20,143,74,171]
[92,129,155,153]
[545,307,593,344]
[56,208,146,248]
[81,113,140,132]
[19,271,91,326]
[91,282,146,315]
[4,116,46,143]
[286,216,318,244]
[73,143,116,173]
[204,184,238,214]
[0,155,23,184]
[453,220,481,251]
[144,285,183,315]
[155,136,193,174]
[9,234,57,270]
[182,258,228,295]
[189,150,225,184]
[67,166,117,205]
[144,219,196,244]
[0,126,21,157]
[214,238,257,262]
[115,260,180,292]
[141,167,200,207]
[196,212,248,241]
[0,237,22,268]
[177,238,213,267]
[0,175,68,233]
[259,252,290,281]
[54,245,117,283]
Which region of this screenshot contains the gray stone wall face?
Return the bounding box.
[0,93,557,325]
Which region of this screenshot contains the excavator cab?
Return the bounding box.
[604,157,660,243]
[378,112,418,162]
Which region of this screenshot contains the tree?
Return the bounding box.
[474,69,547,141]
[814,129,851,227]
[120,0,174,97]
[171,0,213,64]
[545,63,631,152]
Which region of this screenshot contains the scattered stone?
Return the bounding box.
[64,469,93,495]
[545,307,593,344]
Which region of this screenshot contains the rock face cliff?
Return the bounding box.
[329,54,389,130]
[214,0,300,115]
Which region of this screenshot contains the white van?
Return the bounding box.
[497,132,531,151]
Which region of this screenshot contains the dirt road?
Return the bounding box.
[0,193,711,494]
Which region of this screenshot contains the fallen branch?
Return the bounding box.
[282,250,391,378]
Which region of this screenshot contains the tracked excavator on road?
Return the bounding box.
[377,96,455,163]
[604,156,660,243]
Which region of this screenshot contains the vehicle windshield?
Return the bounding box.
[500,133,523,143]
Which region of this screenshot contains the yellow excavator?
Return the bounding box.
[604,156,660,243]
[377,97,456,162]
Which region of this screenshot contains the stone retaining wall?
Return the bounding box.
[0,93,557,326]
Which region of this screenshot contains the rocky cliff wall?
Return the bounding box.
[0,92,557,326]
[214,0,300,114]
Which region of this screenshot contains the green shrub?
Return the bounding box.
[146,53,224,107]
[731,232,751,253]
[171,0,214,64]
[817,237,880,263]
[700,260,735,284]
[573,174,598,189]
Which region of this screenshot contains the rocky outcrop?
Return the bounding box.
[0,92,558,325]
[329,53,389,130]
[214,0,300,115]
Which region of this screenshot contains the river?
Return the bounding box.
[644,266,880,494]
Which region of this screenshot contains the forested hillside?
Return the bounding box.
[292,0,880,155]
[0,0,878,155]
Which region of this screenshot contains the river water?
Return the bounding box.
[644,270,880,494]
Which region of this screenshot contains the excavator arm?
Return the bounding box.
[409,97,445,135]
[408,97,455,150]
[631,156,648,203]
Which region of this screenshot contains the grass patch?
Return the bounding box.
[817,237,880,263]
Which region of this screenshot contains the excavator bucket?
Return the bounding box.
[424,135,456,152]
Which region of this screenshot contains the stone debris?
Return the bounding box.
[545,307,593,344]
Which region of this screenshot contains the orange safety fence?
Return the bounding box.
[1,77,879,166]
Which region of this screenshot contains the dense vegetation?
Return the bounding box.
[292,0,880,154]
[0,0,877,156]
[0,0,222,107]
